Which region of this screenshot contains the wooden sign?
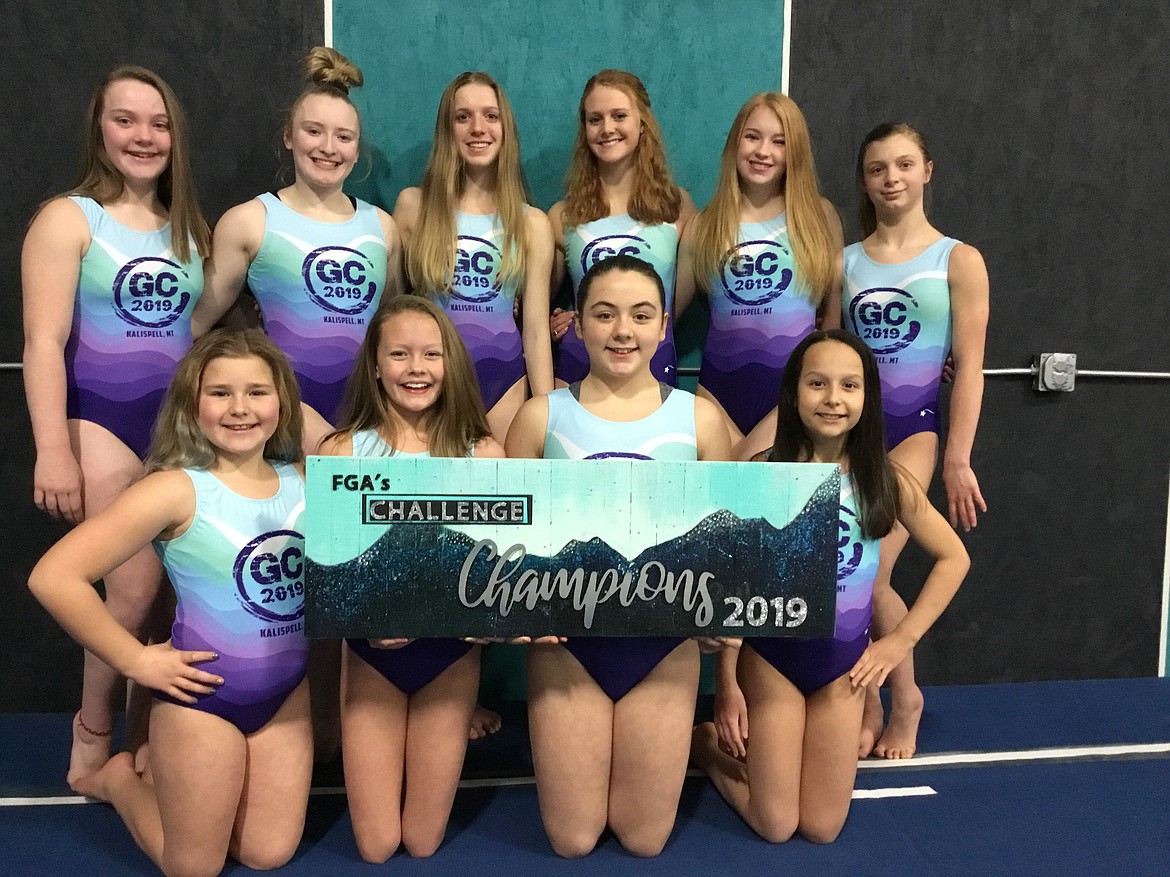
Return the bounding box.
[304,458,840,639]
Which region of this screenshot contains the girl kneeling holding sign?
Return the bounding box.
[29,330,311,875]
[507,255,730,857]
[691,329,968,842]
[318,295,504,861]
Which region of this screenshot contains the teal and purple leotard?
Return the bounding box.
[842,237,957,449]
[543,384,697,700]
[558,215,679,386]
[247,192,388,423]
[154,462,308,734]
[64,196,203,458]
[698,214,817,434]
[746,472,879,694]
[343,429,474,694]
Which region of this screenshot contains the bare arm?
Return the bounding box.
[504,395,550,459]
[521,209,555,396]
[391,186,421,295]
[673,220,699,322]
[28,471,222,701]
[694,395,733,461]
[376,207,404,300]
[818,198,844,330]
[943,243,990,530]
[712,642,748,757]
[192,200,264,336]
[849,470,969,689]
[22,198,90,523]
[473,436,506,459]
[676,188,697,230]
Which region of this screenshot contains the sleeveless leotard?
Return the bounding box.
[247,192,387,422]
[64,196,203,458]
[559,215,679,386]
[154,462,308,734]
[543,384,697,700]
[842,237,958,449]
[344,429,474,694]
[747,472,879,694]
[698,215,817,434]
[427,211,526,412]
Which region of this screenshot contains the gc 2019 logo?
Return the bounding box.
[233,530,305,623]
[452,236,502,302]
[837,505,863,580]
[849,287,921,355]
[585,452,653,461]
[580,234,648,272]
[303,246,379,315]
[112,256,193,329]
[719,240,793,306]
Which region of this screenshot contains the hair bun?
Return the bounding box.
[303,46,363,94]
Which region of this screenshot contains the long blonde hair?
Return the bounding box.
[561,69,682,228]
[689,93,836,305]
[66,65,209,262]
[406,72,530,296]
[145,330,303,472]
[327,295,491,458]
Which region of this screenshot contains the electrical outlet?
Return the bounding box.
[1034,352,1077,392]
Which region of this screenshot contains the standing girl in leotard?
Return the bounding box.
[548,69,695,387]
[30,329,312,876]
[22,65,209,786]
[194,47,397,759]
[675,92,841,446]
[318,296,504,861]
[394,71,553,739]
[194,46,398,454]
[692,329,968,842]
[843,123,988,758]
[394,71,554,442]
[507,255,730,857]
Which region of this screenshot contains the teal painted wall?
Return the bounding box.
[332,0,786,698]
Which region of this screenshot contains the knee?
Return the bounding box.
[613,824,671,858]
[798,812,847,845]
[546,825,603,859]
[162,857,227,877]
[354,825,401,864]
[401,823,444,859]
[234,837,298,871]
[747,806,798,844]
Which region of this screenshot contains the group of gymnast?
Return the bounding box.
[22,43,986,874]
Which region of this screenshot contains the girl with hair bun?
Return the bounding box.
[675,92,842,445]
[22,64,208,787]
[194,46,399,763]
[548,69,695,387]
[194,46,399,454]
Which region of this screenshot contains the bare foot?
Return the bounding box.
[858,684,884,758]
[134,743,154,786]
[71,750,134,800]
[469,704,502,741]
[68,712,113,789]
[873,685,924,759]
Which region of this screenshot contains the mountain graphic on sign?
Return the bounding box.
[306,472,839,638]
